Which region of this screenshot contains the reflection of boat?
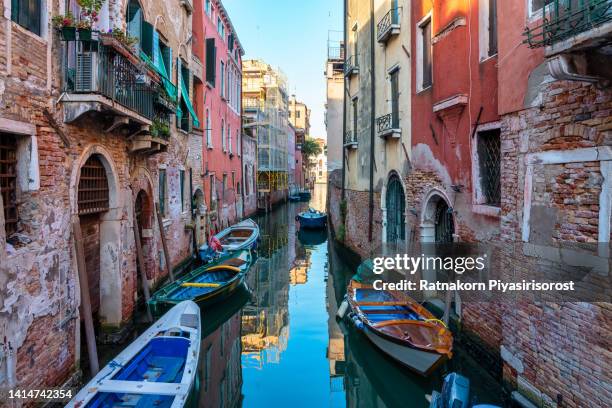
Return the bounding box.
[346,280,453,376]
[200,283,251,338]
[297,208,327,229]
[297,228,327,246]
[339,319,433,408]
[149,251,253,317]
[67,301,201,408]
[298,189,311,201]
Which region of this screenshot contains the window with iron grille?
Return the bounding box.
[477,129,501,206]
[180,169,185,212]
[159,169,167,216]
[0,134,18,237]
[78,155,110,215]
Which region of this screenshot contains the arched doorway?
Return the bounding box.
[434,199,454,243]
[420,191,455,243]
[385,175,406,244]
[134,189,152,311]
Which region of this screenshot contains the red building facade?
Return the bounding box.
[193,0,244,231]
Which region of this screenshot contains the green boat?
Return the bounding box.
[148,250,253,318]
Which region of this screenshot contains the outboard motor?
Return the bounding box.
[429,373,470,408]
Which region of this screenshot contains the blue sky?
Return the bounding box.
[223,0,343,140]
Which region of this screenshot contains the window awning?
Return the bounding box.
[141,48,178,104]
[179,73,200,128]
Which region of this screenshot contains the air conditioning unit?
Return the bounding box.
[75,51,97,92]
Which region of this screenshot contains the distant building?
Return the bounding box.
[311,138,327,184]
[289,96,310,191]
[242,60,290,211]
[325,35,344,173]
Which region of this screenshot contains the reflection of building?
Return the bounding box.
[198,313,243,408]
[241,208,291,366]
[310,138,327,184]
[289,258,310,285]
[242,60,290,211]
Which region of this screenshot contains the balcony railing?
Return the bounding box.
[376,113,401,138]
[62,36,157,121]
[377,8,401,43]
[344,55,359,77]
[343,130,358,148]
[328,44,345,61]
[524,0,612,48]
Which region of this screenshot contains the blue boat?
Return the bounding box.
[297,208,327,229]
[67,301,201,408]
[298,189,312,201]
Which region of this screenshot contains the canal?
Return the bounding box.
[95,183,504,407]
[192,183,504,407]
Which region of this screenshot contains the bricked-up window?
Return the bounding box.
[78,155,110,215]
[0,134,18,236]
[180,169,186,212]
[159,169,167,216]
[11,0,42,36]
[477,129,501,206]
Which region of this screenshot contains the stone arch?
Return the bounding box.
[381,170,407,244]
[123,0,151,24]
[70,145,123,327]
[131,166,156,281]
[420,188,455,243]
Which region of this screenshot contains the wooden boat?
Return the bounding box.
[148,250,252,317]
[66,301,201,408]
[297,208,327,229]
[346,280,453,376]
[215,218,260,252]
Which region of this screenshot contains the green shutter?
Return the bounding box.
[176,58,183,126]
[179,70,200,128]
[180,170,185,211]
[141,21,154,58]
[206,38,216,86]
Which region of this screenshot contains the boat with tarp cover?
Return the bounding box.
[66,301,201,408]
[148,250,253,317]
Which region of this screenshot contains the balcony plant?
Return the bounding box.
[76,0,102,40]
[150,118,171,139]
[52,12,76,40]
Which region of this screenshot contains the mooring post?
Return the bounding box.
[72,216,100,375]
[133,215,153,322]
[155,202,175,282]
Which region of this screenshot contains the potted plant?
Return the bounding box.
[76,20,93,41]
[52,12,76,40]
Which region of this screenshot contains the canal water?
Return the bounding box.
[96,183,504,407]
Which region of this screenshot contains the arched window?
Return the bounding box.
[386,175,405,243]
[127,0,143,42]
[221,119,226,151]
[78,155,110,215]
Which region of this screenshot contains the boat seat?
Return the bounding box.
[143,356,184,383]
[222,258,247,267]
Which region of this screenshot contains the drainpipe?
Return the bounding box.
[341,0,347,201]
[368,0,376,242]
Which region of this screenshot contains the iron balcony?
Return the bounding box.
[524,0,612,49]
[344,55,359,77]
[376,113,401,139]
[377,8,401,43]
[343,130,358,149]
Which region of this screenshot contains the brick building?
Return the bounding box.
[192,0,244,233]
[1,0,200,394]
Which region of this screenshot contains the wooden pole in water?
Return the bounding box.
[155,202,175,282]
[133,215,153,322]
[72,216,100,375]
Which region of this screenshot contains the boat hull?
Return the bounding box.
[215,218,260,252]
[297,214,327,229]
[363,325,446,376]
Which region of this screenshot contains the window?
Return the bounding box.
[11,0,42,36]
[206,109,212,147]
[217,16,225,38]
[221,120,226,151]
[352,97,358,137]
[476,129,501,206]
[390,68,399,128]
[222,173,227,201]
[244,165,249,195]
[228,124,232,154]
[220,61,225,98]
[206,38,217,86]
[479,0,498,59]
[529,0,554,17]
[180,169,185,212]
[127,0,154,58]
[237,130,240,156]
[205,0,211,16]
[159,40,172,78]
[418,15,433,90]
[159,169,167,216]
[296,110,301,119]
[209,174,215,206]
[0,134,18,237]
[78,155,110,215]
[231,172,236,191]
[237,182,241,195]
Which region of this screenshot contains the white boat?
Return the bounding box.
[215,218,260,252]
[66,301,201,408]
